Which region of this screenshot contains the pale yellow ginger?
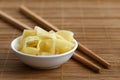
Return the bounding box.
[18,26,75,56]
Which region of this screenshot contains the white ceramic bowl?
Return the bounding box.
[11,36,78,69]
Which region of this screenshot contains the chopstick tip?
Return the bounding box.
[105,62,111,69]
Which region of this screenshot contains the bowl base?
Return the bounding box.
[29,65,61,69]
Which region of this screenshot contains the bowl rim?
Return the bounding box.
[11,36,78,58]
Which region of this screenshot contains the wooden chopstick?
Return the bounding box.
[0,11,101,73]
[19,6,59,31]
[0,11,32,30]
[72,53,101,72]
[78,42,110,68]
[19,6,110,68]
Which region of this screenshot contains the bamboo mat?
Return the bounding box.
[0,0,120,80]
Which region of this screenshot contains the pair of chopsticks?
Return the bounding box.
[0,6,110,73]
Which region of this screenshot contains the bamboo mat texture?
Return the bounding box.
[0,0,120,80]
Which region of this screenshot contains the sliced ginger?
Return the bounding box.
[18,26,75,56]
